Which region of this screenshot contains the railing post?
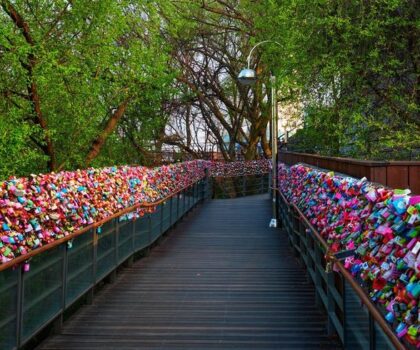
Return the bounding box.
[369,312,375,350]
[54,244,68,334]
[160,203,163,235]
[105,221,118,284]
[107,270,117,284]
[169,196,173,228]
[203,168,210,199]
[150,213,153,245]
[87,229,97,304]
[276,187,281,227]
[195,182,198,204]
[16,266,23,348]
[342,279,347,348]
[125,255,134,268]
[298,221,305,264]
[326,272,335,336]
[115,220,119,266]
[131,214,135,256]
[314,243,322,309]
[176,193,180,220]
[93,228,98,283]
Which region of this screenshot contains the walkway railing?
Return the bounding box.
[279,150,420,194]
[3,166,407,350]
[277,189,406,350]
[0,178,211,350]
[212,174,269,199]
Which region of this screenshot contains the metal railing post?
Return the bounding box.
[326,272,335,336]
[55,245,68,333]
[169,197,173,228]
[176,193,180,220]
[314,243,322,309]
[160,204,163,235]
[115,220,119,265]
[87,229,97,303]
[147,214,152,247]
[369,312,375,350]
[16,267,23,348]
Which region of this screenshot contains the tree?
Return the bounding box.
[252,0,419,159]
[0,0,173,178]
[158,0,274,161]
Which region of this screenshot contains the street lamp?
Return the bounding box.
[237,40,281,228]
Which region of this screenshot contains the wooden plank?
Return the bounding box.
[38,195,341,350]
[409,165,420,195]
[387,164,409,189]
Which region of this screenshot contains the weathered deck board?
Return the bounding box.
[38,195,340,349]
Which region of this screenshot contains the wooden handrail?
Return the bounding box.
[276,188,406,350]
[276,189,329,251]
[279,150,420,166]
[0,178,204,272]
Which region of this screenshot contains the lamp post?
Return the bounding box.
[238,40,280,228]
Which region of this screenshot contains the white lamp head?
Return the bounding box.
[237,68,257,86]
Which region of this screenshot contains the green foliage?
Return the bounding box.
[0,0,174,178]
[253,0,419,160]
[0,0,418,182]
[0,118,48,177]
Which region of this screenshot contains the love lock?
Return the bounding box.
[325,261,333,273]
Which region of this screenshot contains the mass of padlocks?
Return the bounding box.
[210,159,270,177]
[278,163,420,345]
[0,161,208,265]
[0,159,271,265]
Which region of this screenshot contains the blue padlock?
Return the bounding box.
[385,311,395,323]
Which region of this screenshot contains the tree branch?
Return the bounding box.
[85,97,131,166]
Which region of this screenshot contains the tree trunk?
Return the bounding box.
[2,0,56,170]
[85,98,130,166]
[244,124,260,160]
[261,126,271,158]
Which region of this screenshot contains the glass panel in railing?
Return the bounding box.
[21,245,64,342]
[96,220,116,280]
[66,230,94,306]
[150,205,162,242]
[171,195,178,225]
[179,192,185,217]
[344,279,370,350]
[161,200,171,233]
[207,179,213,198]
[179,192,185,215]
[0,268,18,350]
[191,184,195,203]
[195,182,199,199]
[187,188,193,209]
[373,322,395,350]
[117,220,134,263]
[134,216,150,251]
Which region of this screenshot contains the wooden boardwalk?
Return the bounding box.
[38,195,340,350]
